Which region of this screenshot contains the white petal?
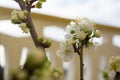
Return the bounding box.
[108,70,116,78]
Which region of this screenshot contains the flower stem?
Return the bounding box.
[114,72,120,80]
[78,45,84,80]
[15,0,44,49]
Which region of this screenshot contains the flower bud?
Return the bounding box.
[35,2,42,8]
[94,30,101,38]
[37,37,44,43]
[23,10,28,16]
[19,23,27,28]
[11,10,20,24]
[24,49,46,70]
[18,11,27,20]
[44,39,52,48]
[39,0,46,2]
[77,31,86,40]
[19,23,30,33]
[11,70,27,80]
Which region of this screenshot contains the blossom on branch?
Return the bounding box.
[11,10,28,24]
[56,17,101,62]
[56,41,74,62]
[109,56,120,72]
[11,10,30,33]
[103,56,120,80]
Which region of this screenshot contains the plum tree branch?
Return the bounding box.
[15,0,44,49]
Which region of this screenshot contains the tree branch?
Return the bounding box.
[78,45,84,80]
[15,0,44,49]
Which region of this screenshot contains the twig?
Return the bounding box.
[15,0,44,49]
[78,45,84,80]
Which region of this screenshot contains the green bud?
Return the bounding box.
[11,19,20,24]
[23,27,30,33]
[37,37,44,43]
[70,30,75,34]
[93,30,101,38]
[53,72,60,78]
[44,39,52,48]
[39,0,46,2]
[37,37,52,48]
[43,60,51,68]
[102,70,109,80]
[11,69,27,80]
[87,31,92,37]
[23,10,28,16]
[35,2,42,8]
[51,68,63,79]
[11,10,20,24]
[23,49,46,70]
[18,11,27,21]
[19,23,30,33]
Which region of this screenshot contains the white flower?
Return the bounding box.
[18,11,27,20]
[76,31,86,40]
[56,41,74,62]
[66,21,76,33]
[108,70,116,79]
[80,17,94,32]
[94,30,101,38]
[65,34,74,44]
[109,56,120,71]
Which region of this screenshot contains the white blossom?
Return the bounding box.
[56,41,74,62]
[80,17,94,32]
[65,34,74,44]
[94,30,101,38]
[57,17,101,62]
[66,21,76,33]
[108,70,116,79]
[76,31,86,40]
[18,11,27,20]
[108,56,120,72]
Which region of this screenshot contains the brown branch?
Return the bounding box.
[15,0,44,49]
[78,45,84,80]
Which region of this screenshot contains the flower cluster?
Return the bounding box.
[10,49,62,80]
[56,17,101,62]
[103,56,120,80]
[109,56,120,72]
[11,10,30,33]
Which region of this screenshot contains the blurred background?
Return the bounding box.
[0,0,120,80]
